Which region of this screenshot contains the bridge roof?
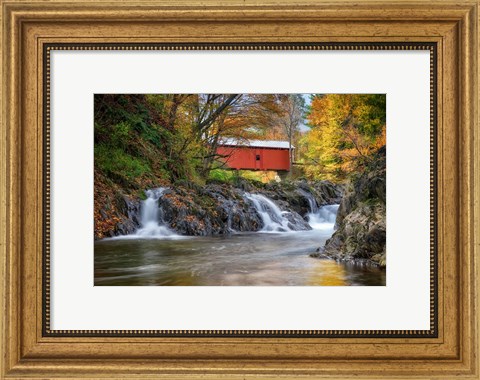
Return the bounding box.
[218,138,292,149]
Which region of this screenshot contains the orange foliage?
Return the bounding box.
[303,94,386,181]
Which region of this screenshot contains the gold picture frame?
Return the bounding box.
[1,0,478,378]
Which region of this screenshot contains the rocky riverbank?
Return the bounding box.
[311,147,386,268]
[94,178,343,239]
[95,149,386,270]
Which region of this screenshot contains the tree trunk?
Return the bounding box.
[288,130,293,174]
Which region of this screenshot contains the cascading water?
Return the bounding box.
[297,188,339,231]
[244,193,294,232]
[307,204,339,230]
[133,187,177,238]
[297,188,319,214]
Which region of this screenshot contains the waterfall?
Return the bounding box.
[297,188,318,213]
[244,193,294,232]
[297,188,339,231]
[133,187,177,238]
[307,204,339,231]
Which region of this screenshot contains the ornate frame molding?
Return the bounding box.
[1,1,478,378]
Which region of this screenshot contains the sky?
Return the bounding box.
[299,94,313,132]
[302,93,312,106]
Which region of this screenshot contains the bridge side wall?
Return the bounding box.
[217,146,290,171]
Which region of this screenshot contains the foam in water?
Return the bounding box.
[115,187,180,239]
[308,204,339,231]
[135,188,178,237]
[244,193,293,232]
[297,188,339,231]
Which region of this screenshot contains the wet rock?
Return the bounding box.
[283,211,312,231]
[114,195,141,235]
[260,179,343,216]
[158,184,264,236]
[153,178,341,236]
[97,177,343,239]
[319,147,386,268]
[309,247,330,259]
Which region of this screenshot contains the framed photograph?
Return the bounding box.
[1,0,478,378]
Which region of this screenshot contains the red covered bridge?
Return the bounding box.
[216,139,293,172]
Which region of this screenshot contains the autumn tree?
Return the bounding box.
[95,93,312,185]
[192,94,291,177]
[303,94,386,181]
[271,94,306,171]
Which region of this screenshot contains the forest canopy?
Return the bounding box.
[94,93,386,191]
[300,94,386,181]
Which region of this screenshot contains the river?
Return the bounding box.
[95,231,385,286]
[94,192,385,286]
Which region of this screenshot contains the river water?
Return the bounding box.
[95,224,385,285]
[95,188,385,286]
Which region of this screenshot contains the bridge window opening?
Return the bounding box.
[256,154,261,161]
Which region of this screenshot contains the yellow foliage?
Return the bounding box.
[303,94,386,181]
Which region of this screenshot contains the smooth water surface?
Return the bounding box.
[94,230,385,286]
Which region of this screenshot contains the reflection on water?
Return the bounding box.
[94,230,385,286]
[308,260,347,286]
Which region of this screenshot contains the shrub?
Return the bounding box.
[95,144,151,182]
[208,169,236,183]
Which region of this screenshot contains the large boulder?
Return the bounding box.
[94,187,142,240]
[317,147,386,267]
[158,184,264,236]
[113,194,142,236]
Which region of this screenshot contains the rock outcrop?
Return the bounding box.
[156,180,340,236]
[158,183,263,236]
[260,179,343,217]
[314,147,386,267]
[94,178,343,239]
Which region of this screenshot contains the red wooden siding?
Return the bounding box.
[217,146,291,171]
